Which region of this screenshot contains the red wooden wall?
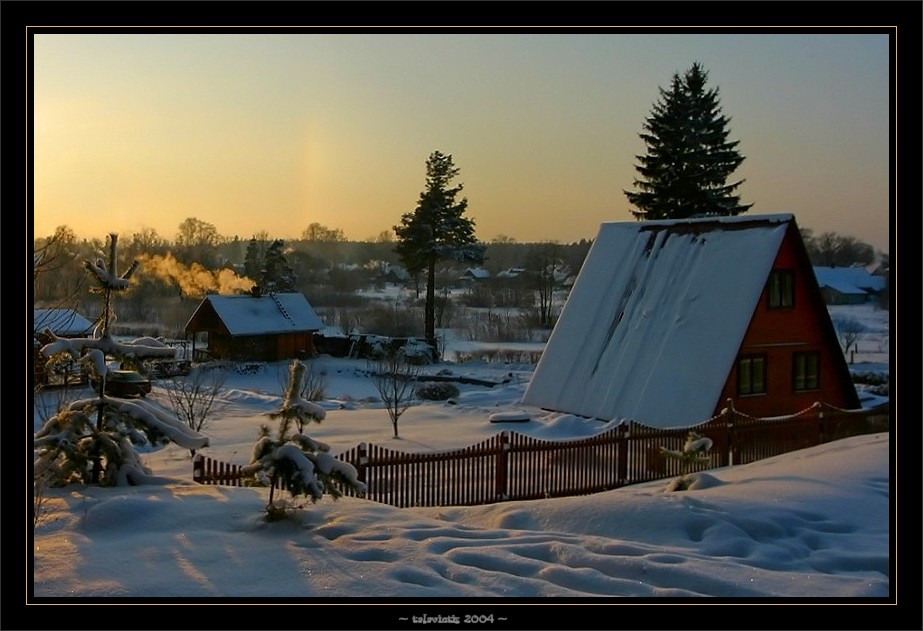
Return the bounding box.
[717,225,859,418]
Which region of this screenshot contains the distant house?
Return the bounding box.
[381,264,411,284]
[33,309,95,338]
[461,267,491,282]
[185,292,325,362]
[496,267,527,279]
[813,266,886,305]
[523,214,860,428]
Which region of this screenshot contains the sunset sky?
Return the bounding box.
[32,31,893,254]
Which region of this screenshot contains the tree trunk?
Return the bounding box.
[92,396,105,483]
[425,257,436,349]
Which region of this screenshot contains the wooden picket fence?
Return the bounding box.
[192,400,889,508]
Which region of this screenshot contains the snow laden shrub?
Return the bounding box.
[34,352,209,487]
[659,431,714,492]
[241,360,366,521]
[415,381,460,401]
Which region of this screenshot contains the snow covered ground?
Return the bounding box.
[28,303,897,628]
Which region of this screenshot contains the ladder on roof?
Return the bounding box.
[268,292,294,324]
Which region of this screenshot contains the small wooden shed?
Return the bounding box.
[185,292,325,362]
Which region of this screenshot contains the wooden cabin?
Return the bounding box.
[185,292,325,362]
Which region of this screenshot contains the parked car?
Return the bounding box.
[94,370,152,398]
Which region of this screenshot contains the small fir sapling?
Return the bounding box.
[241,360,366,519]
[659,431,714,492]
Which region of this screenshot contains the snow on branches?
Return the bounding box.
[34,395,209,486]
[84,232,139,293]
[267,360,326,432]
[40,333,176,370]
[660,430,715,492]
[243,360,366,518]
[33,230,203,487]
[660,430,714,467]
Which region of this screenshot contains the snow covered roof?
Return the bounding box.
[463,267,491,279]
[523,214,794,428]
[33,309,95,336]
[383,264,411,280]
[496,267,527,278]
[813,266,885,296]
[191,293,324,336]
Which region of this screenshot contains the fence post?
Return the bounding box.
[725,399,736,467]
[192,453,204,484]
[357,443,368,484]
[616,422,628,486]
[495,432,509,501]
[817,402,825,443]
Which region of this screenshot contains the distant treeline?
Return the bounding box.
[33,220,886,342]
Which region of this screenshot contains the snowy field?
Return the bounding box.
[28,303,896,627]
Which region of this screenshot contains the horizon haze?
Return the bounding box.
[32,30,893,254]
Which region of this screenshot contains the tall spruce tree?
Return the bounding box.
[261,239,296,293]
[243,237,265,283]
[394,150,485,351]
[625,62,752,220]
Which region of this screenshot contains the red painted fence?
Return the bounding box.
[193,400,888,508]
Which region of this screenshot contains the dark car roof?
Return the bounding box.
[109,370,149,381]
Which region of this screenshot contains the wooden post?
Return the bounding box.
[616,422,628,486]
[495,432,509,501]
[192,453,204,484]
[357,443,368,484]
[725,399,735,467]
[817,402,825,443]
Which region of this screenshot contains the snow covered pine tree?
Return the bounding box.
[241,360,366,520]
[35,234,207,485]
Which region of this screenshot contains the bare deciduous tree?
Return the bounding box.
[832,316,866,354]
[368,352,420,438]
[163,364,228,455]
[33,470,55,532]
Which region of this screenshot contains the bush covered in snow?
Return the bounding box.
[415,381,460,401]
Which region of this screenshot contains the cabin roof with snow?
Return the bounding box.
[33,309,95,337]
[185,292,324,336]
[496,267,527,278]
[463,267,491,280]
[523,213,855,428]
[813,266,886,296]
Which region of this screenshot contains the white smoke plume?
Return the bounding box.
[137,253,255,298]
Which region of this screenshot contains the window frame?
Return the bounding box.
[792,351,820,392]
[767,269,795,309]
[737,354,767,396]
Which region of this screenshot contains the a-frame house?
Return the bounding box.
[523,214,860,429]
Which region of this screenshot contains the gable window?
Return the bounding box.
[793,352,820,391]
[737,355,766,396]
[767,269,795,309]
